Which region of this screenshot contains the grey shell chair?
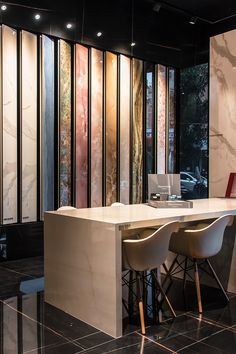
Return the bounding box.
[123,220,179,335]
[168,214,234,313]
[57,206,76,211]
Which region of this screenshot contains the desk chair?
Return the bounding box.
[122,220,179,334]
[168,214,233,313]
[57,206,76,211]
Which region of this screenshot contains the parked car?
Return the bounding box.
[180,172,197,192]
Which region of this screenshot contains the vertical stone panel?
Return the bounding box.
[210,31,236,196]
[105,52,117,205]
[1,26,17,224]
[21,30,37,222]
[120,55,130,204]
[41,35,54,216]
[59,40,71,206]
[157,64,166,174]
[75,44,88,208]
[91,48,103,207]
[132,59,143,204]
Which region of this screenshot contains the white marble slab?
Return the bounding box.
[210,30,236,197]
[1,25,18,224]
[21,31,37,222]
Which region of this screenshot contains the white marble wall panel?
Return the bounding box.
[41,35,54,218]
[119,55,130,204]
[21,31,37,222]
[3,298,18,354]
[210,30,236,196]
[1,25,17,224]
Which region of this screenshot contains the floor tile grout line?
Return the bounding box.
[185,312,228,330]
[0,266,36,279]
[136,331,177,353]
[22,338,85,354]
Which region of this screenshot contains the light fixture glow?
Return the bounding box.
[66,23,73,29]
[1,4,7,11]
[189,16,197,25]
[131,42,136,47]
[34,14,41,20]
[97,31,102,37]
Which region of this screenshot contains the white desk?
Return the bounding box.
[44,198,236,338]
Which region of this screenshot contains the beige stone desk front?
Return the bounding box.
[44,198,236,338]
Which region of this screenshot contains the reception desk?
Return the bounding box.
[44,198,236,338]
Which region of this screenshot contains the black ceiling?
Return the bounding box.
[2,0,236,67]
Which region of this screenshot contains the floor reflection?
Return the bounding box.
[0,257,236,353]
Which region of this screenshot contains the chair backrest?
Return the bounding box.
[57,206,76,211]
[170,214,233,259]
[122,221,179,272]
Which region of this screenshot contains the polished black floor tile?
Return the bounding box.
[200,328,236,353]
[161,313,224,342]
[1,300,70,353]
[178,341,225,353]
[191,296,236,327]
[75,331,113,349]
[25,341,84,354]
[144,325,196,351]
[75,333,144,353]
[39,302,99,340]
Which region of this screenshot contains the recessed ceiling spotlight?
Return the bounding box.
[189,16,197,25]
[131,42,136,47]
[34,14,41,20]
[66,23,73,29]
[1,4,7,11]
[97,31,102,37]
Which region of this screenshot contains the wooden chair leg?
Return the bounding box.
[137,272,146,335]
[194,259,202,313]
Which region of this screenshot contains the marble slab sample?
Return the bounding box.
[210,30,236,197]
[21,30,37,223]
[41,35,55,217]
[1,25,18,224]
[75,44,88,208]
[105,52,117,206]
[157,64,167,174]
[119,55,130,204]
[145,64,155,176]
[132,59,143,204]
[168,68,176,173]
[91,48,103,207]
[59,40,72,207]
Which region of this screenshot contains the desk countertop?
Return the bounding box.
[45,198,236,226]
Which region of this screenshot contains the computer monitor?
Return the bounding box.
[148,174,181,198]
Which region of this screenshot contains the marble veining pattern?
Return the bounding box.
[75,44,88,208]
[91,48,103,207]
[1,25,17,224]
[59,40,71,206]
[21,30,37,222]
[157,64,166,174]
[105,52,117,206]
[210,31,236,196]
[132,59,143,204]
[41,35,54,216]
[119,55,130,204]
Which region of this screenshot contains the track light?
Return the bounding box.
[66,23,73,29]
[1,4,7,11]
[96,31,102,37]
[34,14,41,20]
[153,2,161,13]
[189,16,197,25]
[131,42,136,47]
